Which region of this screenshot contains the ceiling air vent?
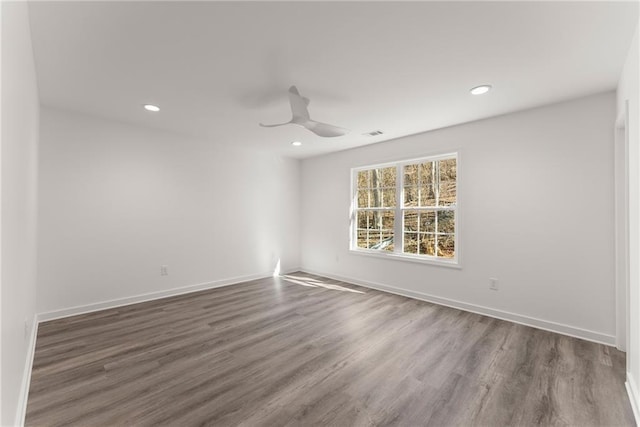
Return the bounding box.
[363,130,384,137]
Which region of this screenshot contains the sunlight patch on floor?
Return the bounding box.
[281,275,364,294]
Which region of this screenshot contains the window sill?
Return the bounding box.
[349,248,462,269]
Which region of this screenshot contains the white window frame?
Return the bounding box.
[350,152,460,268]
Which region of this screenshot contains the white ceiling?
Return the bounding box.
[28,1,638,159]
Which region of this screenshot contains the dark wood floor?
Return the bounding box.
[26,272,634,426]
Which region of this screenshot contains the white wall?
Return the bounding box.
[618,21,640,421]
[301,92,616,344]
[37,107,300,315]
[1,2,40,425]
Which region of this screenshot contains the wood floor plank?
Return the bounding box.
[25,273,634,426]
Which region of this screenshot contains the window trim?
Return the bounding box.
[349,152,460,267]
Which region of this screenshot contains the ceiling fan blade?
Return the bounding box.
[304,120,349,138]
[288,86,310,121]
[259,121,291,128]
[260,86,349,138]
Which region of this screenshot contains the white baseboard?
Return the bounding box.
[300,269,616,346]
[15,313,39,427]
[626,374,640,425]
[38,269,297,322]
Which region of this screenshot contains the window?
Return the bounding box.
[351,153,458,265]
[355,166,397,252]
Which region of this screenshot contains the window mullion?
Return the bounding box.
[395,164,403,254]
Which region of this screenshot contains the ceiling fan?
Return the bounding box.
[259,86,349,138]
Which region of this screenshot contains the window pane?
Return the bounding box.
[439,182,456,206]
[368,231,382,248]
[357,170,370,189]
[420,185,435,207]
[437,210,455,234]
[369,189,383,208]
[370,168,380,189]
[357,190,369,208]
[437,234,455,258]
[381,167,396,188]
[419,233,436,256]
[404,210,418,231]
[369,234,392,250]
[404,186,418,207]
[370,211,382,230]
[370,168,393,190]
[380,231,394,252]
[419,162,435,185]
[382,211,394,230]
[357,230,368,248]
[404,164,418,187]
[367,211,380,230]
[404,232,418,254]
[357,211,368,229]
[420,211,436,233]
[383,188,396,207]
[439,158,456,182]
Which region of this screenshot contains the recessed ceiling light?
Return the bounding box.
[143,104,160,112]
[291,141,302,147]
[470,85,491,95]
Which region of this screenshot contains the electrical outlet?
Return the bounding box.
[489,278,499,291]
[161,265,168,276]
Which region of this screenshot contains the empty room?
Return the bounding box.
[2,0,640,425]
